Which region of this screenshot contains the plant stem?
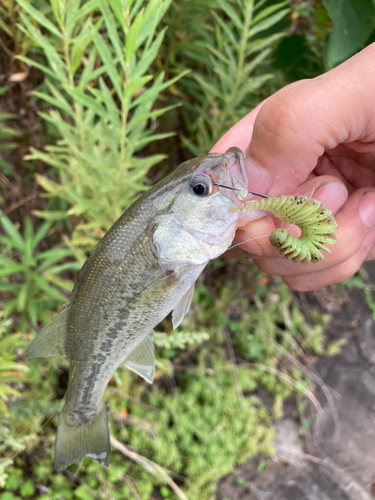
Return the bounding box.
[116,10,131,207]
[216,0,253,135]
[60,0,85,152]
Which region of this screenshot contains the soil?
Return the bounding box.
[216,262,375,500]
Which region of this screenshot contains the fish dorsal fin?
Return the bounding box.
[124,334,155,384]
[26,306,70,358]
[172,284,195,330]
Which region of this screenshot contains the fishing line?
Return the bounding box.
[215,183,338,264]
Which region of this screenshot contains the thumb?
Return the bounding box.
[244,43,375,195]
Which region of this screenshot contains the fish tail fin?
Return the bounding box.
[54,403,110,472]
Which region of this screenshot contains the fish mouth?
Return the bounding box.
[223,147,249,201]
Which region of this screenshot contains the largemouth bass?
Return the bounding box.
[27,147,262,472]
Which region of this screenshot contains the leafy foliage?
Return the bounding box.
[180,0,290,155]
[0,214,79,329]
[0,313,28,417]
[17,0,181,246]
[323,0,375,68]
[0,88,21,174]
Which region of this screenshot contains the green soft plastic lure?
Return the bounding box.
[231,195,338,265]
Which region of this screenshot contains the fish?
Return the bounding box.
[26,146,263,472]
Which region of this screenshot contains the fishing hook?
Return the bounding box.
[212,183,269,198]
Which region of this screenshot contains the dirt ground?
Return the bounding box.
[217,262,375,500]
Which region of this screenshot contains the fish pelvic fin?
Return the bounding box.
[172,284,195,330]
[54,402,110,472]
[26,306,70,358]
[124,333,155,383]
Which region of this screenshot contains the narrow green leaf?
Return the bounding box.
[108,0,126,28]
[32,210,68,221]
[1,216,24,250]
[140,0,172,49]
[70,43,85,75]
[65,0,83,39]
[212,12,237,47]
[64,86,107,118]
[125,75,152,98]
[33,89,75,118]
[90,23,123,100]
[17,285,28,311]
[126,8,144,64]
[251,2,288,24]
[16,55,61,81]
[216,0,243,32]
[50,0,62,28]
[127,104,179,133]
[133,132,175,151]
[133,27,167,79]
[250,8,289,36]
[68,0,99,33]
[16,0,62,38]
[17,14,66,81]
[32,220,52,251]
[247,33,285,56]
[100,1,125,69]
[0,264,24,277]
[131,70,189,108]
[97,78,121,129]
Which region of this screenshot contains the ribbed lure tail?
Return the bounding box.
[54,403,110,472]
[230,195,338,264]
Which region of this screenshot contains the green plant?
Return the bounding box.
[0,313,27,417]
[0,214,79,328]
[323,0,375,69]
[0,88,21,174]
[181,0,290,154]
[16,0,183,247]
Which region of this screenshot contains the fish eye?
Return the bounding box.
[189,174,212,197]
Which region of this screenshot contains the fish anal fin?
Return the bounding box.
[54,403,110,472]
[124,334,155,384]
[26,306,70,358]
[172,284,195,330]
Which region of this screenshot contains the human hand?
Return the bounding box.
[212,42,375,291]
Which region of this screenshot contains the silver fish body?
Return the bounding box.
[26,147,262,471]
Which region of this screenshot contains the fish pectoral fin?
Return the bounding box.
[124,333,155,384]
[26,306,70,358]
[172,284,195,330]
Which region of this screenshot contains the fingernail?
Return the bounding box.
[359,191,375,227]
[313,181,348,209]
[243,156,272,195]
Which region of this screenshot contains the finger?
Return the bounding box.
[284,230,375,291]
[253,188,375,279]
[211,80,308,155]
[234,215,276,256]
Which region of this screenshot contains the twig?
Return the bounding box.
[110,435,188,500]
[239,362,323,416]
[285,333,341,438]
[3,193,35,215]
[108,387,161,412]
[274,444,340,469]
